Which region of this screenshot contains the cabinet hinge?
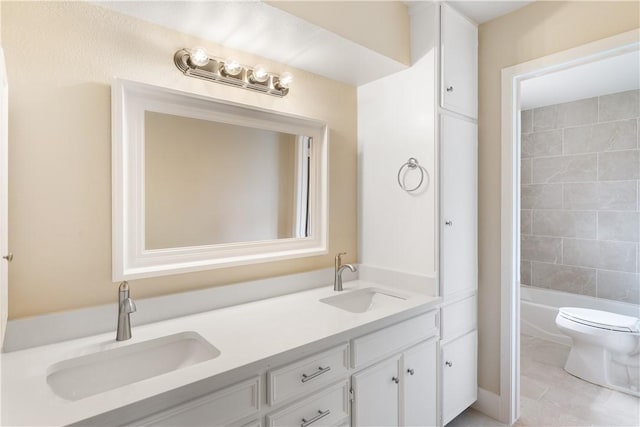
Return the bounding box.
[349,388,355,402]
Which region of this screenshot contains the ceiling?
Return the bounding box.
[521,49,640,110]
[449,1,533,24]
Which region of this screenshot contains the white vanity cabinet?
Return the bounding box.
[131,377,261,427]
[351,339,438,427]
[440,3,478,119]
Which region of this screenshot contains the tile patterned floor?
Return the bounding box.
[447,334,640,427]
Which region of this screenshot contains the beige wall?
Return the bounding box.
[478,1,640,394]
[2,1,357,319]
[268,1,410,66]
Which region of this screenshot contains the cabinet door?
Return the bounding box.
[442,330,477,425]
[352,355,401,427]
[440,114,477,298]
[440,4,477,119]
[402,340,437,427]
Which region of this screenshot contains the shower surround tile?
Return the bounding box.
[563,239,637,273]
[597,270,640,304]
[521,130,562,158]
[522,90,639,304]
[521,235,562,264]
[563,119,637,154]
[532,97,598,131]
[598,211,640,242]
[521,184,563,209]
[532,210,596,238]
[563,181,637,211]
[598,149,640,181]
[599,89,640,122]
[532,154,597,183]
[531,262,596,296]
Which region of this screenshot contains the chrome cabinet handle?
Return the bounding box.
[392,376,400,384]
[301,409,331,427]
[407,368,415,375]
[445,361,453,367]
[301,366,331,383]
[446,86,454,92]
[445,221,453,226]
[2,253,12,262]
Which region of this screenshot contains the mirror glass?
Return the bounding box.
[112,79,328,281]
[144,112,312,249]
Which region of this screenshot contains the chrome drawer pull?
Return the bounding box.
[445,361,453,367]
[407,368,415,375]
[392,376,400,384]
[301,409,331,427]
[301,366,331,383]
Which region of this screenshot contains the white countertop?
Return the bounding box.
[1,280,440,426]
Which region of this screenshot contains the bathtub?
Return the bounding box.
[520,286,640,345]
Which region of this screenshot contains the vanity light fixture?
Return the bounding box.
[174,48,292,97]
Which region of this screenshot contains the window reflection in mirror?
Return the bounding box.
[144,112,312,250]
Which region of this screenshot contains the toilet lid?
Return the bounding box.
[558,307,640,333]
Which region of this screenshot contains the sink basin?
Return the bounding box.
[320,287,407,313]
[47,331,220,401]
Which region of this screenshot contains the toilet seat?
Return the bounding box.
[558,307,640,333]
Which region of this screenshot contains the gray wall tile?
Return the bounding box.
[596,270,640,304]
[533,105,558,131]
[521,159,532,185]
[563,181,638,211]
[557,97,598,128]
[521,210,532,235]
[521,235,562,263]
[599,89,640,122]
[598,149,640,181]
[522,130,563,158]
[533,154,597,183]
[531,262,596,296]
[521,260,532,285]
[522,91,639,304]
[522,184,563,209]
[598,212,639,242]
[563,119,637,154]
[532,211,596,238]
[564,239,637,272]
[522,110,533,133]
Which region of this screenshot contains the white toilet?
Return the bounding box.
[555,307,640,396]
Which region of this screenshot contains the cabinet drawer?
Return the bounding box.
[267,343,349,405]
[266,380,350,427]
[441,294,476,341]
[351,311,438,368]
[135,377,260,427]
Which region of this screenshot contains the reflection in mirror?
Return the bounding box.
[145,112,312,249]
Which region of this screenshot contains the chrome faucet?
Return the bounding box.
[116,281,136,341]
[334,252,357,291]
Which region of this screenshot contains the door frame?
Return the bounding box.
[499,29,640,425]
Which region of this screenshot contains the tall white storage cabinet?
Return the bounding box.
[438,4,478,426]
[358,2,477,426]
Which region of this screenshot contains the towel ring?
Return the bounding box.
[397,157,428,192]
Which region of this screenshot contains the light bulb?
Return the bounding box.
[251,64,269,83]
[223,58,243,76]
[190,47,209,67]
[278,72,294,89]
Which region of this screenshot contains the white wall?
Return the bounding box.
[357,3,438,280]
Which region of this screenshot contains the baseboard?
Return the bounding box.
[472,387,502,422]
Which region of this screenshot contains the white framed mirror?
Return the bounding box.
[112,79,328,280]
